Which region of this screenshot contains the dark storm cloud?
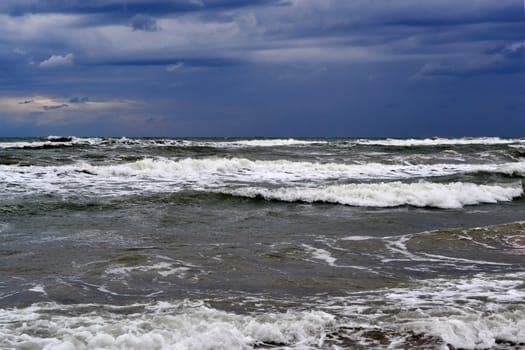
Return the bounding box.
[0,0,288,16]
[1,0,524,136]
[1,0,522,66]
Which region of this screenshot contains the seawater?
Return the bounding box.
[1,137,525,349]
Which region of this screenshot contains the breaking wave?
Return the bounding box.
[354,137,525,147]
[0,301,335,350]
[96,157,525,181]
[2,136,525,150]
[2,273,524,350]
[219,181,523,209]
[0,137,326,150]
[2,157,525,202]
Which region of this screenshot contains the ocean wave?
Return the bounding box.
[386,273,525,349]
[353,137,525,147]
[97,157,525,182]
[206,139,327,148]
[2,157,525,199]
[307,271,525,349]
[218,181,523,209]
[3,273,523,350]
[0,136,99,149]
[0,301,335,350]
[2,136,524,150]
[109,138,328,148]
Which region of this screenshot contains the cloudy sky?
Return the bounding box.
[1,0,524,137]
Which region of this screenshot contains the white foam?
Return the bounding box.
[0,141,73,149]
[222,181,523,209]
[0,301,336,349]
[301,244,372,271]
[28,285,47,296]
[502,234,525,252]
[341,235,376,241]
[2,157,525,199]
[354,137,525,147]
[381,231,511,267]
[106,262,192,279]
[1,137,523,150]
[311,272,525,349]
[455,231,497,250]
[0,137,324,149]
[411,314,525,349]
[106,138,326,148]
[419,252,511,266]
[208,139,327,148]
[302,244,337,266]
[384,273,525,349]
[91,157,525,183]
[0,137,100,149]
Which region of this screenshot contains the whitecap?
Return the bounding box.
[0,301,336,350]
[221,181,523,209]
[353,137,525,147]
[2,156,525,199]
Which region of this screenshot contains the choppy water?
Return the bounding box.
[1,136,525,349]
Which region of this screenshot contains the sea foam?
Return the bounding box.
[353,137,525,147]
[0,301,335,350]
[386,273,525,349]
[220,181,523,209]
[97,157,525,181]
[2,157,525,201]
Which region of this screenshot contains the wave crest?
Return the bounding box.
[219,181,523,209]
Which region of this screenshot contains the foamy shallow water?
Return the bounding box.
[2,272,524,350]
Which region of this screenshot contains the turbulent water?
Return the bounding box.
[1,136,525,349]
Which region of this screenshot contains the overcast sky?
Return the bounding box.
[1,0,524,137]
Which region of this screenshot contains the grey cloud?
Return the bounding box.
[43,104,69,110]
[417,41,525,77]
[0,0,288,16]
[68,96,89,103]
[40,54,74,68]
[130,14,159,31]
[500,42,525,59]
[2,0,523,69]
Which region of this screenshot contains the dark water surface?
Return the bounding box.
[1,137,525,349]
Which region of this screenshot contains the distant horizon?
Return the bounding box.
[2,134,525,140]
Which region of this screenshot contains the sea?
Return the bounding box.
[1,136,525,350]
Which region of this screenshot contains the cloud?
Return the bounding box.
[13,47,26,55]
[40,53,74,67]
[0,0,287,17]
[416,41,525,78]
[68,96,89,103]
[0,96,136,114]
[500,42,525,58]
[0,1,524,136]
[43,103,69,110]
[0,0,522,72]
[0,95,141,129]
[130,14,159,31]
[166,62,184,71]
